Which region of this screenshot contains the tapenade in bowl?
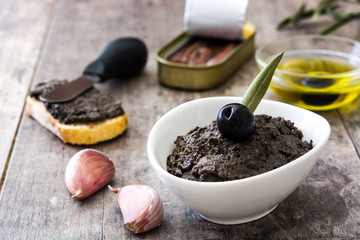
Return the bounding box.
[147,96,330,224]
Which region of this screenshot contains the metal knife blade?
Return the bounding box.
[39,76,96,103]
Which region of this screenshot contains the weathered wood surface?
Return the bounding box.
[0,0,56,188]
[0,0,360,239]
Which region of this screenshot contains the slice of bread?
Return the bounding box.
[26,95,128,145]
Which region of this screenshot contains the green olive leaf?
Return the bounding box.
[241,52,284,113]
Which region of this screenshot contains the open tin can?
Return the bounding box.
[156,21,256,90]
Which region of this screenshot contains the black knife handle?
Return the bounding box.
[83,37,147,82]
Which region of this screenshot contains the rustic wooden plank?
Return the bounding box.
[0,0,56,187]
[1,0,360,239]
[339,100,360,157]
[0,0,186,239]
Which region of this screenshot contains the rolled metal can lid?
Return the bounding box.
[183,0,249,40]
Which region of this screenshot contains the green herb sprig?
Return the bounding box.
[277,0,360,36]
[242,52,284,113]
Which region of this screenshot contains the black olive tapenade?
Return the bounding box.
[30,80,125,124]
[167,115,313,182]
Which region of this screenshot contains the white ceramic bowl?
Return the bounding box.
[147,97,330,225]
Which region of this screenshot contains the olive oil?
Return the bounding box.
[271,58,360,110]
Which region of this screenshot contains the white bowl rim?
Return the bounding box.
[147,97,331,186]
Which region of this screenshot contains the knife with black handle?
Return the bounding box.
[39,37,147,103]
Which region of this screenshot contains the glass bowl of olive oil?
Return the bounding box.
[255,35,360,110]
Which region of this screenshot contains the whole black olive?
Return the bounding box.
[216,52,284,142]
[217,103,256,142]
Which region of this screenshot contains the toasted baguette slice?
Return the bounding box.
[26,96,128,145]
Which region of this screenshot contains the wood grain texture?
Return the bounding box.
[0,0,360,239]
[0,0,56,186]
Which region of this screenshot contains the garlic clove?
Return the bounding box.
[109,185,164,234]
[65,149,115,200]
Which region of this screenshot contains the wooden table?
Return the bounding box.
[1,0,360,239]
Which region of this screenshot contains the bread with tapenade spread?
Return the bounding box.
[26,80,128,145]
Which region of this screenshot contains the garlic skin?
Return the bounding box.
[109,185,164,234]
[65,149,115,200]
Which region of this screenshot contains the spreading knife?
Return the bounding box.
[39,37,147,103]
